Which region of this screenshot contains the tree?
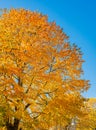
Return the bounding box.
[77,98,96,130]
[0,9,89,130]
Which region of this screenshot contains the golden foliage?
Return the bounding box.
[77,98,96,130]
[0,9,89,130]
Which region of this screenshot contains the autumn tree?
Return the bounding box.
[0,9,89,130]
[77,98,96,130]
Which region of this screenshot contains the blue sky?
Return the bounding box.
[0,0,96,98]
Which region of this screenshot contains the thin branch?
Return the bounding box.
[39,88,58,95]
[25,76,34,93]
[24,103,31,111]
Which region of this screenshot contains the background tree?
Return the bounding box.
[0,9,89,130]
[77,98,96,130]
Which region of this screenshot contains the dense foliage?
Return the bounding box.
[0,9,89,130]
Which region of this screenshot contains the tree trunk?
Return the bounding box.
[6,118,20,130]
[64,125,69,130]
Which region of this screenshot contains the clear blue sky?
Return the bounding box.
[0,0,96,98]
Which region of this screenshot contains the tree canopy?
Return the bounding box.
[0,8,89,130]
